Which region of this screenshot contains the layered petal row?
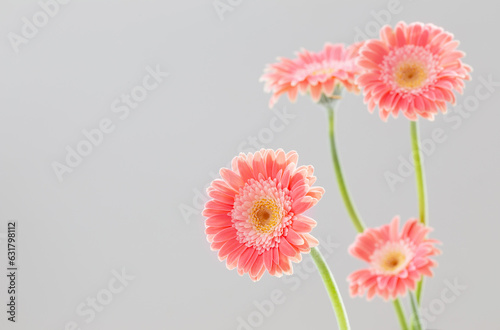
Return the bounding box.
[203,149,324,281]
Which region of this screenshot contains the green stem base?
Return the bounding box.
[310,247,351,330]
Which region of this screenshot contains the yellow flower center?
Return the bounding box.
[394,61,428,89]
[312,67,335,76]
[380,251,407,272]
[250,199,281,233]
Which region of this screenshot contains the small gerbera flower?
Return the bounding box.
[203,149,324,281]
[260,43,363,108]
[356,22,472,121]
[347,216,441,300]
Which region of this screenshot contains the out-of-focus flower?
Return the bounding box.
[260,43,364,108]
[356,22,471,121]
[203,149,324,281]
[348,216,441,300]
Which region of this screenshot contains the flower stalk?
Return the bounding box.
[393,299,409,330]
[321,90,411,330]
[321,90,366,233]
[310,247,351,330]
[410,120,428,305]
[409,291,423,330]
[410,120,428,227]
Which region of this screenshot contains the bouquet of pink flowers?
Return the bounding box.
[202,22,471,330]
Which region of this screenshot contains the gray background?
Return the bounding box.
[1,0,499,329]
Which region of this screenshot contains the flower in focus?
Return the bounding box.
[356,22,472,121]
[348,216,441,300]
[203,149,324,281]
[260,43,364,108]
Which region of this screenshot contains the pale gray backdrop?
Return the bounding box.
[1,0,499,329]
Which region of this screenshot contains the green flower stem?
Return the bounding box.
[324,101,366,233]
[310,247,351,330]
[410,120,428,305]
[415,279,424,306]
[322,96,409,329]
[409,291,423,330]
[410,120,428,227]
[393,299,410,330]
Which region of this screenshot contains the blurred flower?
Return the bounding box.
[203,149,324,281]
[260,43,363,108]
[348,216,440,300]
[356,22,471,121]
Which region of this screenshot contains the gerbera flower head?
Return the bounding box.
[348,216,441,300]
[356,22,472,121]
[203,149,324,281]
[260,43,364,108]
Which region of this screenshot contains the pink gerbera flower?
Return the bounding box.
[348,216,441,300]
[260,43,363,108]
[203,149,324,281]
[356,22,472,121]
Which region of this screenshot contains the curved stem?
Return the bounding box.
[310,247,351,330]
[322,98,408,328]
[393,299,409,330]
[409,291,423,330]
[410,120,428,305]
[325,102,366,233]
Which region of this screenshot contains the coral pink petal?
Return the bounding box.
[286,229,305,246]
[356,21,471,121]
[220,168,244,191]
[279,238,297,257]
[205,214,232,227]
[261,43,363,107]
[348,215,441,300]
[212,227,237,242]
[292,196,315,214]
[203,149,323,281]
